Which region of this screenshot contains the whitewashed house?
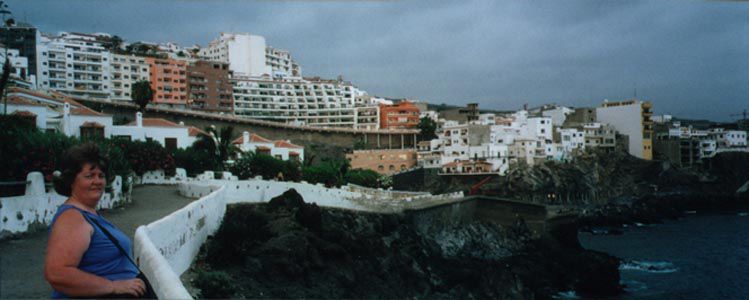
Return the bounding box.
[0,96,50,129]
[232,131,304,162]
[110,112,204,150]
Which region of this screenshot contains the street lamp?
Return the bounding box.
[0,1,14,116]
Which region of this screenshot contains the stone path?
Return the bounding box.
[0,185,196,299]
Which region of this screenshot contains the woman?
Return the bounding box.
[44,143,146,298]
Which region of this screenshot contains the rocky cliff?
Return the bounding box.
[191,190,621,299]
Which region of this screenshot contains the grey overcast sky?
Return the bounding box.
[9,0,749,121]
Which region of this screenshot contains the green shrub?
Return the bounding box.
[302,159,349,187]
[283,160,302,182]
[122,140,175,176]
[97,139,133,182]
[0,116,76,185]
[227,151,253,179]
[173,146,219,176]
[344,168,382,188]
[0,116,134,196]
[229,151,302,181]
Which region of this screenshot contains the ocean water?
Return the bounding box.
[578,212,749,300]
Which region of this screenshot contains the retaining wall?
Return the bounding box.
[0,172,128,239]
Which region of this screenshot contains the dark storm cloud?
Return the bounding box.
[10,0,749,121]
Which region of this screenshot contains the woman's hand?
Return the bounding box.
[111,278,146,297]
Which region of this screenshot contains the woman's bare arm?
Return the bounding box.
[44,209,144,297]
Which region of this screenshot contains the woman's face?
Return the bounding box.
[71,163,106,203]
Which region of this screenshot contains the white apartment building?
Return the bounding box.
[109,54,150,101]
[526,116,553,142]
[199,33,299,78]
[232,76,376,128]
[558,128,585,155]
[266,47,301,78]
[596,99,654,160]
[709,128,748,148]
[541,105,573,126]
[36,32,113,100]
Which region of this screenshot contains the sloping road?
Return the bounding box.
[0,185,196,299]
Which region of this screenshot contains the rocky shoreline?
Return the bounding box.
[188,152,749,299]
[190,190,621,299]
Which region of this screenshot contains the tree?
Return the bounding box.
[100,35,124,53]
[192,125,238,171]
[131,80,153,112]
[344,169,381,188]
[417,116,438,141]
[302,159,350,187]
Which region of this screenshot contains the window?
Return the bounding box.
[378,165,384,171]
[80,125,104,141]
[389,165,395,171]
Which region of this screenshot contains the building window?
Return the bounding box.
[80,125,104,141]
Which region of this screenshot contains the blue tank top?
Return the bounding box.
[49,204,139,299]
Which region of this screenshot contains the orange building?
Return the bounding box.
[379,101,420,130]
[146,57,188,107]
[345,149,417,175]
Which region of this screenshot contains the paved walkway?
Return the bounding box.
[0,185,196,299]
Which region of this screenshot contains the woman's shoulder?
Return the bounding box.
[51,206,92,230]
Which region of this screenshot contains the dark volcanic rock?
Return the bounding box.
[195,190,621,299]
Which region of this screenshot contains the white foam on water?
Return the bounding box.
[737,212,749,217]
[552,290,580,299]
[620,260,678,273]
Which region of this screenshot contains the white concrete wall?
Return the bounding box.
[139,169,189,185]
[133,172,463,299]
[0,172,128,239]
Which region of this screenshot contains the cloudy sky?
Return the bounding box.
[11,0,749,121]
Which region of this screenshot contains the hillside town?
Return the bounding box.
[3,2,749,300]
[2,21,747,179]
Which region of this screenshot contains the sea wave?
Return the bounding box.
[738,212,749,217]
[552,290,580,299]
[620,260,678,273]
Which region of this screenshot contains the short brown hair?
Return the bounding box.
[53,142,109,197]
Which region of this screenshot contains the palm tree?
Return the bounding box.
[193,125,238,170]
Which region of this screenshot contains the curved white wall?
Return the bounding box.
[132,172,463,299]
